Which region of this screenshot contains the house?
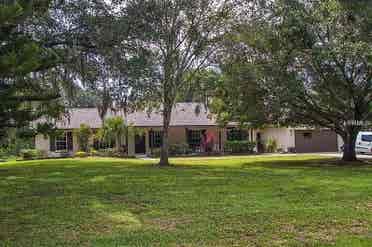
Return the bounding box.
[34,103,341,156]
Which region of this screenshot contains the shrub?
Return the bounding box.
[74,124,92,152]
[151,144,191,157]
[90,149,99,156]
[150,148,162,157]
[0,148,9,158]
[224,141,256,154]
[102,117,127,152]
[169,143,191,155]
[74,151,90,158]
[266,138,278,153]
[97,148,116,157]
[19,149,45,160]
[112,151,129,158]
[0,134,35,158]
[94,148,134,158]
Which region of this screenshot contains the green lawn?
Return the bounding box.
[1,155,372,246]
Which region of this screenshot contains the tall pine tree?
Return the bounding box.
[0,1,67,134]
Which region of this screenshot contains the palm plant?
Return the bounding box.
[102,117,127,152]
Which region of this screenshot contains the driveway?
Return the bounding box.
[310,152,372,159]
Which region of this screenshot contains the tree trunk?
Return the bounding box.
[159,104,171,166]
[125,131,129,155]
[115,136,121,153]
[341,130,358,162]
[124,110,129,156]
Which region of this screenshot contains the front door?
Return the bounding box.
[135,134,146,154]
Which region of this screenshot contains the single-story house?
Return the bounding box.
[34,103,342,156]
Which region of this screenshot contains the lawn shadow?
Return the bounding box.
[241,158,372,170]
[3,156,372,246]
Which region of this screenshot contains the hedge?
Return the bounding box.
[224,141,256,154]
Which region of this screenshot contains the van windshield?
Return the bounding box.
[361,135,372,142]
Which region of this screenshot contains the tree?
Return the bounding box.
[122,0,233,165]
[209,61,272,128]
[224,0,372,161]
[74,124,92,152]
[69,87,99,108]
[177,69,220,104]
[102,117,127,153]
[0,127,36,158]
[0,1,70,134]
[0,0,140,136]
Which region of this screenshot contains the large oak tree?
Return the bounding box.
[219,0,372,161]
[121,0,233,166]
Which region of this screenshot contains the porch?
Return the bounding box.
[129,126,254,156]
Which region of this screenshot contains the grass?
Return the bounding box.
[1,155,372,246]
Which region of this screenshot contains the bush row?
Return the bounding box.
[18,148,136,160]
[19,149,48,160]
[224,141,256,154]
[150,143,193,157]
[74,149,135,158]
[150,141,259,157]
[19,139,276,160]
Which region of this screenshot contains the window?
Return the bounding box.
[361,135,372,142]
[227,128,248,141]
[149,130,163,148]
[187,130,204,150]
[50,131,72,152]
[55,133,67,151]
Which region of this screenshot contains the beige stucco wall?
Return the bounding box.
[73,132,80,153]
[33,127,231,156]
[253,128,344,153]
[169,127,187,144]
[260,127,296,152]
[35,126,301,156]
[35,134,50,152]
[34,126,345,157]
[128,132,136,156]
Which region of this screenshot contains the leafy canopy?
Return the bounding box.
[0,1,68,134]
[219,0,372,161]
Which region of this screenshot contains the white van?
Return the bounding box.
[355,132,372,154]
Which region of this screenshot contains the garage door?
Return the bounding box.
[295,130,338,153]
